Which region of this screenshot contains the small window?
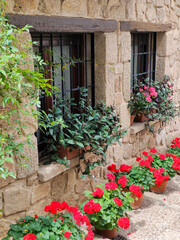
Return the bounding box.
[31,33,95,146]
[131,32,156,89]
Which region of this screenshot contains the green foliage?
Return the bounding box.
[128,77,179,133]
[167,138,180,156]
[0,1,57,178]
[81,186,132,230]
[2,215,85,240]
[40,88,127,175]
[114,166,155,192]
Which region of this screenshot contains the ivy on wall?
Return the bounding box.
[0,0,57,179]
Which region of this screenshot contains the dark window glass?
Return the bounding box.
[131,32,156,89]
[31,33,95,146]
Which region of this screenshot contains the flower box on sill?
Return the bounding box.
[57,145,81,160]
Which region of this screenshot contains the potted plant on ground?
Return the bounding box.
[40,88,127,174]
[107,162,155,209]
[81,184,132,239]
[3,201,94,240]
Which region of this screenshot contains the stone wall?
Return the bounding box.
[1,0,180,237]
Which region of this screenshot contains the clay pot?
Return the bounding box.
[130,192,144,210]
[130,115,135,126]
[150,181,168,193]
[95,228,117,239]
[134,112,148,122]
[57,145,80,160]
[123,188,144,209]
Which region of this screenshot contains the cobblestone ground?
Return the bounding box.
[94,175,180,240]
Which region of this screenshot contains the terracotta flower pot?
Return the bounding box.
[123,188,144,209]
[150,181,168,193]
[95,228,117,239]
[130,192,144,210]
[130,115,135,126]
[134,112,148,122]
[57,145,80,160]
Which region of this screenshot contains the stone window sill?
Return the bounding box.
[38,156,80,182]
[130,120,159,135]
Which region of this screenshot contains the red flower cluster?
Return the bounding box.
[139,160,150,168]
[106,173,115,181]
[105,181,118,190]
[150,148,157,153]
[117,217,130,229]
[119,164,133,173]
[85,230,94,240]
[83,199,101,214]
[117,176,127,188]
[107,164,119,173]
[153,169,169,186]
[23,233,36,240]
[170,138,180,148]
[142,151,148,157]
[44,201,69,214]
[136,157,141,162]
[129,185,142,198]
[114,197,123,207]
[64,231,71,239]
[92,187,104,198]
[159,154,166,160]
[172,155,180,171]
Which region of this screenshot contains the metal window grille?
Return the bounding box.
[31,33,95,146]
[131,32,156,89]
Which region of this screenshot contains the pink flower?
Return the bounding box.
[149,87,155,92]
[146,97,152,102]
[139,88,143,92]
[144,86,149,90]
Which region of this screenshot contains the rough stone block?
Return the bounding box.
[123,144,133,159]
[105,33,117,64]
[38,162,67,182]
[136,0,146,21]
[27,173,38,186]
[113,144,124,162]
[114,63,123,75]
[87,0,101,18]
[27,197,52,217]
[120,103,130,129]
[38,0,61,15]
[16,135,38,179]
[157,6,166,22]
[0,161,16,188]
[122,62,131,102]
[132,139,140,157]
[75,178,91,194]
[119,32,131,63]
[61,0,87,17]
[108,2,126,20]
[67,168,76,191]
[146,4,156,22]
[51,172,67,201]
[115,77,121,93]
[0,192,2,211]
[12,0,38,14]
[114,92,123,105]
[31,181,51,204]
[4,186,30,216]
[126,0,136,20]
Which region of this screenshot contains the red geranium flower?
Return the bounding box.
[142,151,148,156]
[107,164,119,173]
[114,197,123,207]
[23,233,36,240]
[64,231,72,239]
[92,187,104,198]
[83,199,101,214]
[105,181,118,190]
[136,157,141,162]
[85,230,94,240]
[148,155,153,161]
[159,154,166,160]
[150,148,157,153]
[106,173,115,181]
[129,185,142,197]
[119,164,132,173]
[117,217,130,229]
[117,176,127,188]
[34,215,38,219]
[164,175,169,181]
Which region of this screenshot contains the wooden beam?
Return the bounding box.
[120,21,172,32]
[9,14,117,33]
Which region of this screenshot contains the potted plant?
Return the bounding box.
[128,79,157,123]
[40,88,127,174]
[3,201,94,240]
[81,184,132,239]
[168,138,180,156]
[107,162,154,209]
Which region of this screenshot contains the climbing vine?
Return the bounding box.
[0,0,56,179]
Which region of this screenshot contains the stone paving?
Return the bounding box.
[94,175,180,240]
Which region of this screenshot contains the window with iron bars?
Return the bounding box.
[31,33,95,146]
[131,32,156,89]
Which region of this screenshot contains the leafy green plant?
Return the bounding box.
[81,184,132,230]
[40,88,127,174]
[3,201,94,240]
[167,137,180,156]
[0,1,57,178]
